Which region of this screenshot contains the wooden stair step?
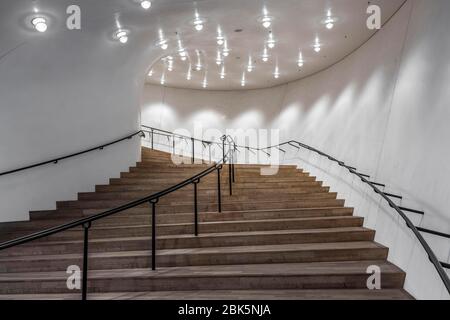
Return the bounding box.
[0,227,374,256]
[0,260,404,294]
[0,241,388,273]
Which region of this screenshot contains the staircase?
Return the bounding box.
[0,148,412,300]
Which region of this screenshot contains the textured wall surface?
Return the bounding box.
[141,0,450,299]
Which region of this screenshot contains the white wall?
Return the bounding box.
[141,0,450,299]
[0,0,164,223]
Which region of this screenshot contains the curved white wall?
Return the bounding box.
[141,0,450,299]
[0,1,163,223]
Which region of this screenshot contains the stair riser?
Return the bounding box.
[129,167,301,174]
[2,208,355,232]
[0,230,375,257]
[21,217,362,242]
[96,182,323,192]
[0,247,388,273]
[0,272,405,295]
[57,198,344,211]
[77,189,331,201]
[136,162,297,169]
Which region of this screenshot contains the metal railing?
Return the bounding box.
[0,131,145,177]
[0,127,238,300]
[0,125,448,297]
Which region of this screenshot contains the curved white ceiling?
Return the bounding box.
[145,0,405,90]
[0,0,404,93]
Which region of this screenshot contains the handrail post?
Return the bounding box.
[191,137,195,164]
[222,137,226,163]
[217,166,222,213]
[208,144,212,164]
[81,221,91,301]
[172,135,175,155]
[228,149,233,196]
[232,144,236,183]
[149,199,159,270]
[193,180,199,236]
[151,129,154,150]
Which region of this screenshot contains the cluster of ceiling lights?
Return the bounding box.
[145,7,337,88]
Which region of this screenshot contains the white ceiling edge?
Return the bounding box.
[145,0,406,91]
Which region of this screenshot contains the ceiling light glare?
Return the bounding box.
[31,17,48,33]
[313,38,321,53]
[196,64,202,71]
[326,21,334,29]
[216,51,222,65]
[261,16,272,29]
[217,36,225,46]
[262,47,269,62]
[297,51,304,67]
[187,68,192,80]
[267,32,275,49]
[274,66,280,79]
[323,10,337,30]
[194,19,204,31]
[157,39,168,50]
[247,57,254,72]
[223,41,230,56]
[148,69,153,77]
[140,0,151,10]
[241,73,246,87]
[116,30,129,44]
[160,75,165,85]
[202,80,207,88]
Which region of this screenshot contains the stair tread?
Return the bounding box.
[0,289,413,300]
[0,241,385,262]
[10,227,373,247]
[65,215,362,231]
[0,260,401,281]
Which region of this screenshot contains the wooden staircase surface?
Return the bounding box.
[0,148,413,300]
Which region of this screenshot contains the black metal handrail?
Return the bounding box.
[1,125,448,296]
[143,125,450,292]
[0,127,237,300]
[255,139,450,294]
[0,131,145,177]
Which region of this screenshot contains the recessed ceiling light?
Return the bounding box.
[322,10,338,30]
[261,46,269,62]
[274,66,280,79]
[313,37,321,53]
[187,67,192,80]
[259,16,273,29]
[267,32,275,49]
[115,30,129,44]
[193,10,205,31]
[258,7,273,29]
[31,17,48,33]
[140,0,151,10]
[297,51,304,67]
[247,56,254,72]
[158,29,168,49]
[222,41,231,57]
